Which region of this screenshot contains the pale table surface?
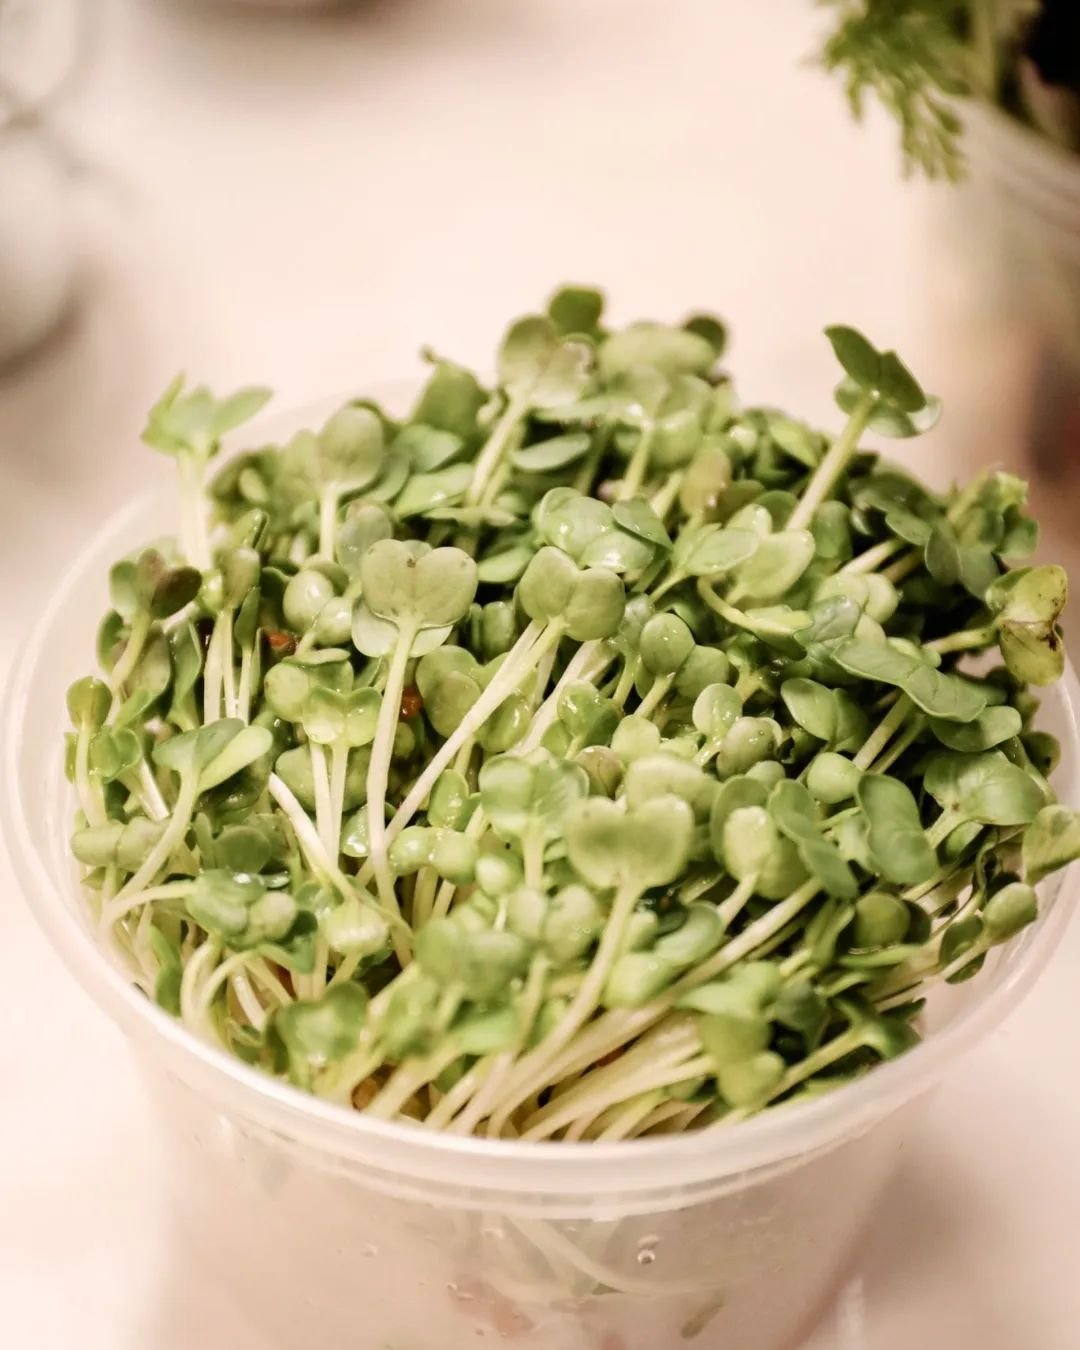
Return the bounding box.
[1,2,1078,1347]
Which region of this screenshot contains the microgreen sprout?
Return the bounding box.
[69,286,1079,1152]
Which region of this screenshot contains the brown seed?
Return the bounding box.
[400,686,423,719]
[266,629,297,657]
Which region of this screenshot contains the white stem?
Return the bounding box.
[329,742,348,860]
[371,621,550,861]
[515,639,613,755]
[136,761,169,821]
[464,398,526,507]
[202,619,224,725]
[220,610,237,717]
[100,880,194,931]
[74,727,107,828]
[268,772,352,893]
[366,632,416,960]
[107,612,151,701]
[237,643,255,723]
[521,1054,712,1141]
[310,741,334,854]
[231,969,270,1030]
[114,772,200,900]
[788,393,875,531]
[492,879,641,1133]
[319,488,340,559]
[179,937,221,1030]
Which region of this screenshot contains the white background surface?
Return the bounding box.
[1,2,1078,1347]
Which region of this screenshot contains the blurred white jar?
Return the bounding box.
[0,0,84,369]
[0,122,76,368]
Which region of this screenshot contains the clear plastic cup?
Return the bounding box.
[4,399,1078,1350]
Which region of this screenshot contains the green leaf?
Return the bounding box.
[857,775,937,885]
[321,894,390,956]
[272,984,368,1084]
[928,706,1022,752]
[983,882,1038,942]
[317,405,385,490]
[833,638,985,723]
[454,1005,521,1056]
[612,498,672,548]
[692,683,742,742]
[1023,805,1080,884]
[411,359,487,440]
[394,423,464,473]
[806,751,863,805]
[361,540,478,631]
[498,317,593,408]
[835,378,942,438]
[722,805,808,900]
[924,751,1046,827]
[479,755,590,842]
[510,432,592,473]
[392,463,473,519]
[825,325,881,390]
[781,678,838,743]
[731,530,815,602]
[852,891,910,949]
[769,779,857,899]
[772,980,828,1048]
[717,1052,786,1107]
[681,527,760,577]
[599,322,717,379]
[197,724,273,793]
[142,377,271,458]
[67,677,111,730]
[564,795,694,890]
[548,284,605,337]
[683,313,728,357]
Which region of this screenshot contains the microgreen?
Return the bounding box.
[68,289,1077,1151]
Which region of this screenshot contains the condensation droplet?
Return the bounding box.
[636,1233,660,1266]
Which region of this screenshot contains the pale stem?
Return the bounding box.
[489,880,643,1135]
[464,397,526,507]
[74,727,107,828]
[372,621,550,857]
[853,693,910,771]
[114,771,200,900]
[319,488,340,560]
[788,392,875,531]
[634,671,675,720]
[840,536,906,574]
[309,741,335,855]
[365,628,417,962]
[618,424,656,499]
[107,611,152,701]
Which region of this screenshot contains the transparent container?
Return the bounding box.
[4,399,1079,1350]
[933,101,1080,476]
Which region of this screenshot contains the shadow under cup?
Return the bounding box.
[5,403,1078,1350]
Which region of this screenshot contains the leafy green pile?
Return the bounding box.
[818,1,1080,177]
[67,287,1079,1141]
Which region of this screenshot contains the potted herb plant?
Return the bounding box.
[818,0,1080,472]
[5,288,1080,1349]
